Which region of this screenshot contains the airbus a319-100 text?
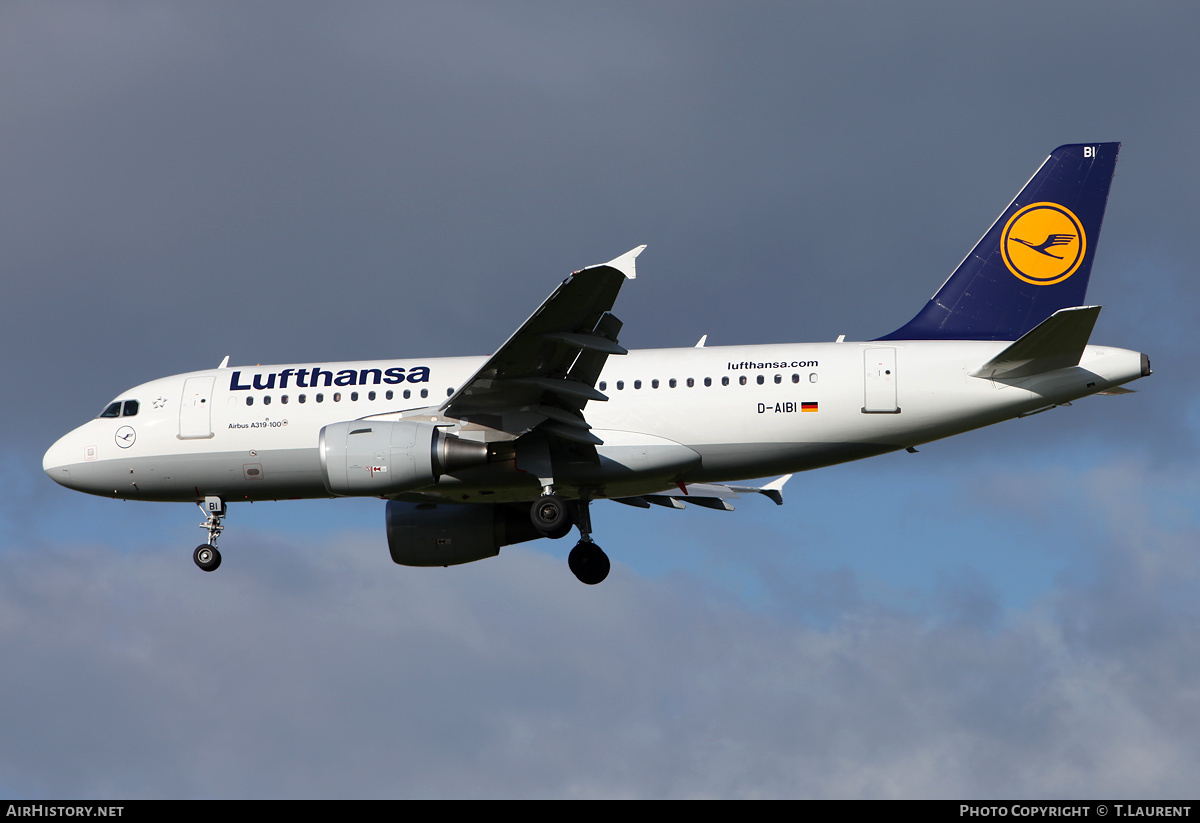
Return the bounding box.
[44,143,1149,584]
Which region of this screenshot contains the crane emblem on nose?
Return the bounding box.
[115,426,136,449]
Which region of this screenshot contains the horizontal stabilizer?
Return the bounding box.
[970,306,1100,380]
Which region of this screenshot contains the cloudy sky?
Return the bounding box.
[3,1,1199,798]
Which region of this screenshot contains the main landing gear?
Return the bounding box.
[568,541,609,586]
[529,490,610,585]
[194,496,225,572]
[530,493,573,539]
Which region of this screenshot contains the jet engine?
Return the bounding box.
[385,501,543,566]
[319,420,488,496]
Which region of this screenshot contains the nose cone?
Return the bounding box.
[44,431,78,487]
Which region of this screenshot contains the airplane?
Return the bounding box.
[43,143,1150,585]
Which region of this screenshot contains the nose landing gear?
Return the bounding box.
[193,543,221,572]
[194,496,225,572]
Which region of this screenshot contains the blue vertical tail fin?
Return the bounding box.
[878,143,1120,342]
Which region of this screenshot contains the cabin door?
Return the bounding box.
[179,376,216,438]
[863,347,899,414]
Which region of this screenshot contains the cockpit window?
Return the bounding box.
[99,400,141,418]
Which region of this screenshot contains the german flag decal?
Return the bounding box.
[801,402,818,412]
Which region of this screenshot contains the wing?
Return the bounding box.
[613,475,792,510]
[439,246,645,444]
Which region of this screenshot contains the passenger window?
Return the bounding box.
[669,379,677,388]
[651,379,659,389]
[100,402,122,418]
[446,388,453,397]
[420,389,428,398]
[386,390,393,400]
[351,392,359,401]
[722,377,729,386]
[703,377,711,387]
[122,400,139,417]
[634,380,642,389]
[616,381,624,390]
[774,374,782,384]
[369,391,376,401]
[792,374,800,383]
[299,394,307,403]
[403,389,411,400]
[263,396,271,406]
[599,381,607,391]
[246,397,254,406]
[739,376,747,386]
[281,395,289,404]
[316,393,324,403]
[756,375,764,385]
[686,378,693,388]
[333,392,341,402]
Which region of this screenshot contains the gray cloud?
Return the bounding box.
[4,0,1199,798]
[3,456,1198,798]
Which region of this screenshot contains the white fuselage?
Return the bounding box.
[43,339,1147,505]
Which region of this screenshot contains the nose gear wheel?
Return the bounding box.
[193,544,222,572]
[194,497,226,572]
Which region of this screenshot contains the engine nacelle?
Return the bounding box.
[385,501,543,566]
[319,420,488,496]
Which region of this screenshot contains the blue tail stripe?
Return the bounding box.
[878,143,1120,342]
